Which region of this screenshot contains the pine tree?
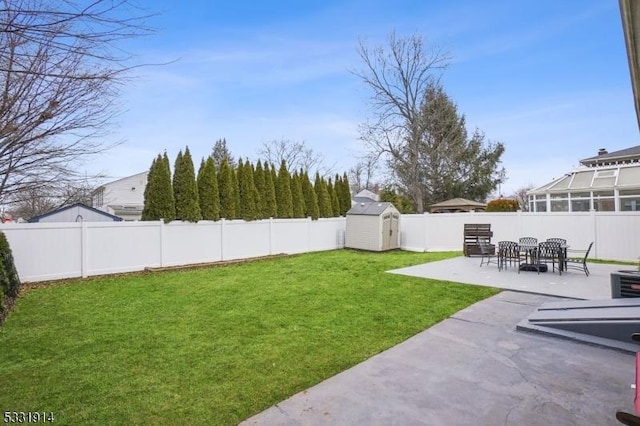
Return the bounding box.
[246,160,261,220]
[301,171,319,220]
[328,177,340,217]
[315,173,332,217]
[291,172,305,218]
[142,153,175,222]
[173,147,201,222]
[340,172,352,215]
[197,157,220,220]
[211,138,235,169]
[262,163,277,218]
[276,160,293,218]
[253,160,266,219]
[217,158,235,219]
[238,158,258,221]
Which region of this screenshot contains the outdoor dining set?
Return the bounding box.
[478,237,593,276]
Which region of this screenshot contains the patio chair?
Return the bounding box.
[497,241,519,271]
[517,237,539,274]
[537,241,563,274]
[546,238,567,245]
[519,237,538,246]
[565,242,593,276]
[478,238,497,268]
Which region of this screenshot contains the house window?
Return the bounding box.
[569,192,590,212]
[93,188,104,208]
[593,191,615,211]
[619,189,640,211]
[550,193,568,212]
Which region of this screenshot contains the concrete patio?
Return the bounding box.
[388,256,624,300]
[242,257,637,425]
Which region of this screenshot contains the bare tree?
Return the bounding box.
[257,139,332,176]
[353,31,450,213]
[348,153,380,192]
[0,0,152,207]
[510,184,535,211]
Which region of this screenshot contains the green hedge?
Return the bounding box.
[486,198,520,212]
[0,231,20,322]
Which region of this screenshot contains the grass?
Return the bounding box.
[0,250,498,425]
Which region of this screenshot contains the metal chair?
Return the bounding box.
[517,237,539,273]
[546,238,567,245]
[565,242,593,276]
[537,241,563,274]
[478,238,497,267]
[497,241,519,271]
[519,237,538,246]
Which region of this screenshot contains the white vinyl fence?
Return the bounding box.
[1,218,346,283]
[4,211,639,283]
[400,211,640,263]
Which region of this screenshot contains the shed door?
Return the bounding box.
[390,213,399,249]
[382,213,391,251]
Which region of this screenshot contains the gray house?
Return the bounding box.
[345,202,400,252]
[28,203,123,223]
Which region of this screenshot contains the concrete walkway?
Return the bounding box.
[241,291,635,425]
[388,256,624,300]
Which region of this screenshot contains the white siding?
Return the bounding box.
[346,215,381,251]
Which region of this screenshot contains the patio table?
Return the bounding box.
[517,242,568,273]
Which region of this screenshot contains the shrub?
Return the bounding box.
[486,198,520,212]
[0,231,20,322]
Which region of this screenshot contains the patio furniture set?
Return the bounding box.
[478,237,593,276]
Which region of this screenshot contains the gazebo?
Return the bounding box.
[429,198,487,213]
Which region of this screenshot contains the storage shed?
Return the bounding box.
[28,203,123,223]
[345,202,400,251]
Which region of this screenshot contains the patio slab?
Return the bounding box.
[241,291,635,425]
[387,256,624,300]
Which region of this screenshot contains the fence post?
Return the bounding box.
[80,220,88,278]
[159,220,165,267]
[269,217,273,255]
[220,218,225,261]
[590,209,598,258]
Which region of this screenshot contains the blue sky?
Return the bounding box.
[90,0,639,196]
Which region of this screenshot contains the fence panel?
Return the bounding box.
[85,222,161,276]
[309,218,346,251]
[594,213,640,262]
[163,221,222,266]
[399,214,425,251]
[222,220,271,260]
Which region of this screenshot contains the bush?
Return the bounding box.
[486,198,520,212]
[0,231,20,322]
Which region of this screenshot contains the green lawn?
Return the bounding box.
[0,250,499,425]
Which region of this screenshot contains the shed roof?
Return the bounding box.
[430,198,486,208]
[28,202,123,223]
[347,202,396,216]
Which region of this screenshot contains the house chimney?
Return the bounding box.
[598,148,608,156]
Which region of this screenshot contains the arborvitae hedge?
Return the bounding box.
[0,231,20,323]
[254,160,266,219]
[173,147,201,222]
[328,177,340,217]
[301,171,319,220]
[291,172,305,218]
[276,160,293,218]
[247,160,262,219]
[231,165,241,219]
[263,163,277,218]
[197,157,220,221]
[340,172,351,215]
[142,154,175,222]
[217,158,236,219]
[238,158,259,221]
[315,173,332,217]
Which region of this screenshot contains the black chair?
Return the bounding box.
[478,238,497,267]
[497,241,519,271]
[546,238,567,245]
[537,241,563,274]
[565,242,593,276]
[517,237,539,273]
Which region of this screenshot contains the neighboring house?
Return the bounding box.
[351,189,379,205]
[28,203,123,223]
[429,198,487,213]
[92,171,148,221]
[527,146,640,212]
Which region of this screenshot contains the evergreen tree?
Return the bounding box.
[246,160,261,220]
[253,160,266,219]
[328,177,340,217]
[238,158,259,221]
[211,138,235,169]
[217,158,235,219]
[231,164,240,219]
[340,172,352,215]
[162,152,171,176]
[173,147,201,222]
[262,163,277,218]
[197,157,220,221]
[276,160,293,218]
[291,172,305,218]
[315,173,332,217]
[142,153,175,222]
[301,171,319,220]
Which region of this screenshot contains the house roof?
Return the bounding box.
[430,198,486,208]
[347,202,397,216]
[528,162,640,194]
[94,171,148,191]
[620,0,640,130]
[352,196,377,204]
[580,145,640,165]
[354,189,379,202]
[28,202,123,223]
